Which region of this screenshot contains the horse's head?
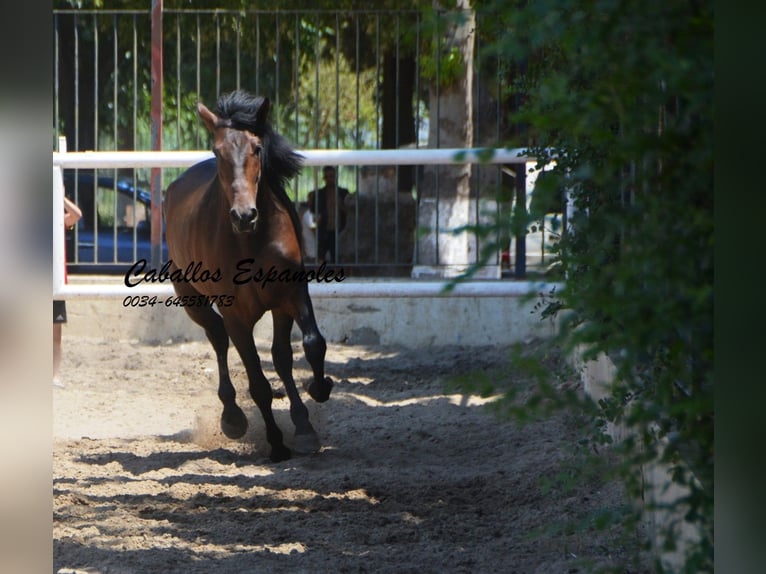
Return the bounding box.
[198,99,267,234]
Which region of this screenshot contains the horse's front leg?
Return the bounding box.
[177,289,248,440]
[224,316,291,462]
[294,287,334,403]
[272,309,320,454]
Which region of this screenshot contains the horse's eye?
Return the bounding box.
[253,144,262,157]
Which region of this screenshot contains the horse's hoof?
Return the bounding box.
[220,406,248,439]
[308,376,334,403]
[293,430,321,455]
[270,445,292,463]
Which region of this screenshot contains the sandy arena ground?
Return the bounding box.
[53,335,648,573]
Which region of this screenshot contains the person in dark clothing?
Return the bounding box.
[307,166,349,263]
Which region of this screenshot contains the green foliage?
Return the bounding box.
[420,44,465,89]
[417,7,469,89]
[460,0,714,571]
[53,3,421,155]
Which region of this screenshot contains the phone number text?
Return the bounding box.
[122,295,235,308]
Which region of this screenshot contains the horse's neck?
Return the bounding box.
[260,184,291,226]
[259,185,303,260]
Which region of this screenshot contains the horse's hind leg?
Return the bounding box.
[224,317,291,462]
[294,289,334,403]
[272,310,320,454]
[182,301,248,440]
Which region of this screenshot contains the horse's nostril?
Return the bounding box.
[229,207,258,231]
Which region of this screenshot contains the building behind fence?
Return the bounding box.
[53,4,558,277]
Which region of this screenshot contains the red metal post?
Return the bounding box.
[150,0,163,266]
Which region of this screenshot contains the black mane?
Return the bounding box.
[214,90,304,242]
[214,90,266,133]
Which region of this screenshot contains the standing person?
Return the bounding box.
[307,166,349,263]
[53,195,82,387]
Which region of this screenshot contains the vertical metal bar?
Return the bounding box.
[195,14,201,147]
[434,9,441,266]
[354,13,360,264]
[151,0,163,267]
[54,14,59,147]
[313,13,320,259]
[93,13,100,262]
[93,14,99,152]
[74,14,79,152]
[374,13,380,264]
[514,164,526,278]
[374,13,380,150]
[274,13,280,131]
[293,13,300,211]
[255,13,260,96]
[112,14,119,262]
[515,45,529,305]
[540,209,546,265]
[133,14,138,145]
[496,26,503,268]
[415,10,420,151]
[335,12,340,149]
[562,172,569,242]
[236,13,241,90]
[215,13,220,97]
[73,14,83,261]
[176,13,181,146]
[414,10,420,266]
[133,14,139,262]
[314,13,320,149]
[294,13,299,157]
[394,13,400,264]
[334,11,341,262]
[473,12,480,266]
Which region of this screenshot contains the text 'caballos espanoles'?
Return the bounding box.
[124,259,345,288]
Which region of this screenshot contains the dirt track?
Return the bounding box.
[53,336,647,573]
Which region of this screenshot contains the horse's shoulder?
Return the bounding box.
[166,158,218,207]
[168,158,216,190]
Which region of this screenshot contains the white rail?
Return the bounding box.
[52,147,534,169]
[53,146,561,300]
[58,279,561,300]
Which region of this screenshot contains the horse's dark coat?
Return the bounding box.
[164,91,333,462]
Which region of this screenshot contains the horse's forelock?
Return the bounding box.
[213,91,302,186]
[215,90,267,133]
[212,90,304,240]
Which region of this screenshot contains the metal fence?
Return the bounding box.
[53,6,558,277]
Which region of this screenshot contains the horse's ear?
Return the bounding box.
[197,102,218,133]
[256,97,271,126]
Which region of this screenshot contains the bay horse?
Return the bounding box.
[164,90,333,462]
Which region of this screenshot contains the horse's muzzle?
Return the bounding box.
[230,207,259,233]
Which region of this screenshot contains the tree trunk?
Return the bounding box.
[413,0,480,278]
[382,51,417,192]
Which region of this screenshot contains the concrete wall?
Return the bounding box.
[574,349,702,572]
[63,278,556,347]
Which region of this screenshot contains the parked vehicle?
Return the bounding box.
[63,171,168,273]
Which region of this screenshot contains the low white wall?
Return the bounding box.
[63,278,556,347]
[311,295,555,346]
[575,349,701,571]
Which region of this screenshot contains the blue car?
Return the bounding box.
[63,171,168,273]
